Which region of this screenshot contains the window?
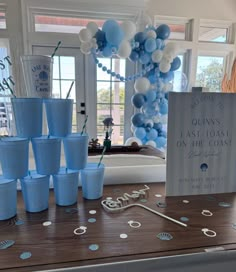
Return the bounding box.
[196,56,224,92]
[0,11,6,29]
[96,58,126,145]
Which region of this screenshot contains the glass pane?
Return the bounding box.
[97,58,111,81]
[34,15,105,33]
[52,80,60,98]
[60,57,75,80]
[111,104,124,126]
[72,103,77,127]
[53,56,59,79]
[97,81,110,103]
[111,82,125,104]
[111,125,123,145]
[196,56,224,92]
[111,58,126,78]
[0,12,6,29]
[60,80,76,99]
[199,27,227,43]
[97,106,111,126]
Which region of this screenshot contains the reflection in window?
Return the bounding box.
[199,26,227,43]
[0,12,6,29]
[96,58,125,145]
[196,56,224,92]
[52,56,77,131]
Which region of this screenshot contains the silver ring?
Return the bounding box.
[73,226,87,235]
[128,220,141,228]
[201,209,213,216]
[201,228,216,237]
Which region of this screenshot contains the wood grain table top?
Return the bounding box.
[1,183,236,271]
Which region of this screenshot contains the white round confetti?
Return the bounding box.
[106,197,113,200]
[155,194,162,198]
[89,210,97,215]
[43,221,52,226]
[183,200,190,204]
[120,233,128,239]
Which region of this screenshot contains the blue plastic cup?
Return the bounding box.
[80,163,105,200]
[32,136,61,175]
[0,137,29,179]
[0,177,17,220]
[11,98,43,138]
[44,98,73,137]
[53,167,79,206]
[20,171,50,212]
[63,133,88,170]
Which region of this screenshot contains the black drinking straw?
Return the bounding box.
[66,81,74,99]
[51,41,62,58]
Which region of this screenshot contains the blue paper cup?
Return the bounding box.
[44,98,73,137]
[11,98,43,138]
[0,177,17,220]
[20,171,50,212]
[63,133,88,170]
[32,136,61,175]
[80,163,105,200]
[0,137,29,179]
[53,167,79,206]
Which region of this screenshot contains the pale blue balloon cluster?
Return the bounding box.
[78,19,182,149]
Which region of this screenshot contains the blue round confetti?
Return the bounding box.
[140,199,147,203]
[88,218,96,223]
[218,202,231,208]
[180,217,189,222]
[157,232,173,241]
[15,219,24,226]
[156,202,167,208]
[89,244,99,251]
[0,240,15,250]
[20,252,32,260]
[65,208,78,214]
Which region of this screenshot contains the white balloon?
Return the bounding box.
[79,28,92,43]
[152,115,161,123]
[80,42,92,54]
[159,60,171,73]
[134,77,151,93]
[86,22,98,36]
[120,21,136,40]
[159,114,168,124]
[146,30,157,39]
[145,140,157,148]
[164,42,179,55]
[125,137,142,146]
[151,50,163,63]
[118,40,132,58]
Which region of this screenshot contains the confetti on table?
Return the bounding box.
[157,232,173,241]
[65,208,78,214]
[180,217,189,222]
[43,221,52,226]
[88,218,96,223]
[89,210,97,215]
[120,234,128,239]
[140,199,147,203]
[89,244,99,251]
[15,219,24,226]
[218,202,231,208]
[182,200,190,204]
[155,194,162,198]
[20,252,32,260]
[0,240,15,250]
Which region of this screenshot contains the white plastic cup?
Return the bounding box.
[21,55,53,98]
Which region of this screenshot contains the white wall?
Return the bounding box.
[147,0,236,21]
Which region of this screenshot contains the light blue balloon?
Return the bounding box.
[144,38,157,53]
[131,93,146,108]
[134,127,146,140]
[153,122,163,132]
[146,90,157,103]
[146,128,158,140]
[129,50,139,62]
[102,46,113,57]
[139,52,151,65]
[105,25,124,46]
[102,19,119,32]
[159,99,168,115]
[156,39,163,49]
[155,136,167,148]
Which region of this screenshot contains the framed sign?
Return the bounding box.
[166,92,236,196]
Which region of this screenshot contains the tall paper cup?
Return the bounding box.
[44,98,73,137]
[21,55,53,98]
[21,171,50,212]
[80,163,105,200]
[0,137,29,179]
[11,98,43,138]
[63,133,88,170]
[0,177,17,220]
[32,136,61,175]
[53,167,79,206]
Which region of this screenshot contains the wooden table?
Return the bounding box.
[1,183,236,271]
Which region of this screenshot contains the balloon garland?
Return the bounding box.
[78,19,184,150]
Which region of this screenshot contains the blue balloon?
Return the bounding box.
[155,136,167,148]
[129,50,139,62]
[102,20,119,32]
[95,30,106,42]
[131,93,146,108]
[139,52,151,65]
[134,127,146,140]
[134,32,147,44]
[159,99,168,115]
[102,45,113,57]
[170,56,181,71]
[144,38,157,53]
[146,90,157,103]
[156,24,171,40]
[131,113,145,127]
[158,130,167,138]
[160,71,174,83]
[146,128,158,140]
[153,122,163,132]
[156,38,163,49]
[105,25,124,46]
